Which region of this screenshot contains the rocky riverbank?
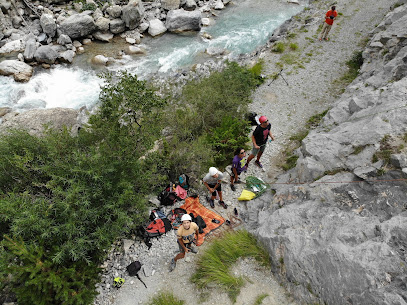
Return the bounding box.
[0,0,236,82]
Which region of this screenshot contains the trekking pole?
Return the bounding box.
[268,69,289,86]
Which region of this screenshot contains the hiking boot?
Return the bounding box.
[190,246,198,254]
[255,160,263,168]
[209,198,215,208]
[169,258,176,272]
[219,200,228,209]
[235,180,242,184]
[234,208,238,216]
[230,184,236,191]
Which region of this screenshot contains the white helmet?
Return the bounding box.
[209,167,218,176]
[181,214,192,222]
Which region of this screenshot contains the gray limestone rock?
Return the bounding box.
[59,14,97,40]
[57,34,72,45]
[0,60,33,82]
[40,13,57,38]
[184,0,197,11]
[23,34,37,61]
[106,5,122,18]
[93,31,114,42]
[121,0,145,30]
[109,19,126,34]
[161,0,180,10]
[390,153,407,169]
[165,9,201,32]
[148,18,166,36]
[96,17,110,32]
[58,49,76,63]
[34,45,59,64]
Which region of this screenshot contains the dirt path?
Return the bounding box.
[107,0,398,304]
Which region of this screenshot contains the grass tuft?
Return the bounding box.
[146,291,185,305]
[253,293,269,305]
[272,42,286,53]
[191,230,270,303]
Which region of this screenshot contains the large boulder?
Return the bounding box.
[0,108,82,137]
[59,14,97,40]
[57,34,72,46]
[0,39,25,54]
[165,9,201,32]
[40,13,56,38]
[23,33,37,61]
[34,45,59,64]
[121,0,144,30]
[148,19,167,37]
[0,60,33,82]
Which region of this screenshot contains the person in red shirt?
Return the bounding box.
[319,6,338,41]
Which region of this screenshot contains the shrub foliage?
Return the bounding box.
[0,61,262,304]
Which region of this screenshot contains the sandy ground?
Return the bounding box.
[108,0,398,304]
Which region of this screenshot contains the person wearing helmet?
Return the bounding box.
[169,213,199,272]
[246,115,275,169]
[203,167,227,209]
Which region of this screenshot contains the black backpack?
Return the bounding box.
[157,184,178,206]
[190,213,207,234]
[126,261,147,288]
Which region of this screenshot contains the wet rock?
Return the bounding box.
[40,13,57,38]
[122,0,145,30]
[213,0,224,10]
[0,107,12,118]
[125,45,145,55]
[34,45,59,64]
[148,18,167,36]
[139,22,149,33]
[110,19,126,34]
[0,60,33,82]
[59,14,97,40]
[59,50,76,63]
[92,54,109,65]
[126,37,136,44]
[165,8,201,32]
[93,31,114,42]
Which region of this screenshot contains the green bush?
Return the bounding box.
[191,230,270,303]
[289,42,299,51]
[272,42,285,53]
[0,72,167,304]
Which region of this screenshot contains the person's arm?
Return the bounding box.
[269,129,275,141]
[203,181,214,193]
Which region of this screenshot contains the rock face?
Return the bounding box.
[59,14,97,39]
[243,5,407,305]
[0,60,33,82]
[121,0,144,30]
[165,9,201,32]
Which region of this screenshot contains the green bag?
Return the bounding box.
[245,176,269,198]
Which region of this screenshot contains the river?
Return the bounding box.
[0,0,305,112]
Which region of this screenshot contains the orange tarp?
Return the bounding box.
[179,196,224,246]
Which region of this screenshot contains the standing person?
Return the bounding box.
[319,6,338,41]
[230,147,247,191]
[203,167,227,209]
[246,115,275,169]
[169,214,199,272]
